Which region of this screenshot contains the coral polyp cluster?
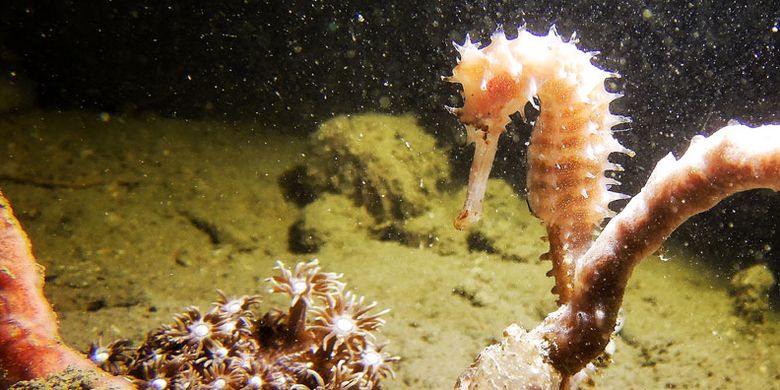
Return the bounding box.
[310,292,389,355]
[88,260,397,389]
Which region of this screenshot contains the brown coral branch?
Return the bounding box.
[546,124,780,377]
[0,191,131,388]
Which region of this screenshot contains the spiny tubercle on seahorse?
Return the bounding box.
[448,26,632,303]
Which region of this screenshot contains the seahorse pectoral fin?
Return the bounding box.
[454,126,503,230]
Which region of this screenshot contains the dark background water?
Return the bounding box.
[1,1,779,277]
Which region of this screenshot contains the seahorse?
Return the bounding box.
[448,26,633,304]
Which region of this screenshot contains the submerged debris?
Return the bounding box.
[88,259,397,389]
[299,113,450,222]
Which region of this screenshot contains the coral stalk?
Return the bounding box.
[0,191,131,388]
[545,123,780,377]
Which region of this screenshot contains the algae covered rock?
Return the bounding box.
[289,193,374,253]
[287,114,540,260]
[465,179,544,262]
[399,179,544,260]
[304,113,449,222]
[729,263,775,323]
[396,203,466,256]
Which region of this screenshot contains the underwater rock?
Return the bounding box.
[286,115,537,260]
[394,204,466,256]
[302,113,449,222]
[397,179,542,260]
[465,180,541,262]
[289,194,373,253]
[278,165,318,207]
[729,263,775,323]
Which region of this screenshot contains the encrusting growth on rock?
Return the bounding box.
[83,260,397,389]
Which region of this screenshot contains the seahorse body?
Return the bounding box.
[449,27,632,303]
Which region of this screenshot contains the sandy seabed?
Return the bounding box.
[0,110,778,389]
